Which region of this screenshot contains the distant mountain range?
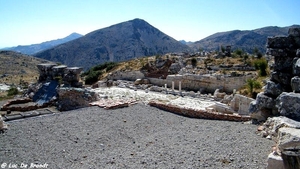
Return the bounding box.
[2,18,299,71]
[2,33,82,55]
[190,25,300,53]
[34,18,189,70]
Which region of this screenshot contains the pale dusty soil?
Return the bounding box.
[0,104,273,169]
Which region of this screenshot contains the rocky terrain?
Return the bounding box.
[0,51,53,85]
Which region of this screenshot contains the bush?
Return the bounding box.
[7,87,19,96]
[247,79,262,98]
[253,58,268,76]
[82,62,118,85]
[84,71,102,85]
[191,58,197,68]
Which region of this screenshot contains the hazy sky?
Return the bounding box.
[0,0,299,48]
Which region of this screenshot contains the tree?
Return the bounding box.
[234,49,243,58]
[191,58,197,68]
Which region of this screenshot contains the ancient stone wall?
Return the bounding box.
[250,28,300,122]
[37,64,83,87]
[108,70,254,93]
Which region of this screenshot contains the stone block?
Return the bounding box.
[278,127,300,152]
[271,71,293,86]
[266,48,287,57]
[288,28,300,37]
[256,92,276,109]
[65,67,83,75]
[274,56,295,72]
[264,80,283,97]
[276,92,300,121]
[266,152,284,169]
[291,76,300,93]
[293,57,300,75]
[267,36,293,49]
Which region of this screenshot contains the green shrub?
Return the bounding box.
[191,58,197,68]
[84,71,102,85]
[253,58,268,76]
[7,87,19,96]
[247,79,262,98]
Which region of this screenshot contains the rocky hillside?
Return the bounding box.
[0,51,53,85]
[34,18,189,70]
[191,25,300,53]
[2,33,82,55]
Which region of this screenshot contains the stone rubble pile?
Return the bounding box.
[250,28,300,122]
[257,116,300,169]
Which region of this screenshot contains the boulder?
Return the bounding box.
[169,63,181,74]
[56,88,98,111]
[278,127,300,152]
[255,92,276,109]
[264,80,283,97]
[291,76,300,93]
[266,152,284,169]
[276,92,300,121]
[293,58,300,75]
[134,79,143,85]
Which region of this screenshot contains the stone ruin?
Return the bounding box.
[1,63,98,112]
[250,28,300,122]
[37,63,83,87]
[248,28,300,169]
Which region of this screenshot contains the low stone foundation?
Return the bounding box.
[148,101,251,122]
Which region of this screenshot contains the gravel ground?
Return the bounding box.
[0,104,273,169]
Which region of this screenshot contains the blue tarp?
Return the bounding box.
[33,80,59,106]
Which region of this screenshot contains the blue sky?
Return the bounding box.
[0,0,299,48]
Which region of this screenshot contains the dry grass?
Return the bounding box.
[0,51,52,85]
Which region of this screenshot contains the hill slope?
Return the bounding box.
[0,51,53,85]
[34,18,189,70]
[191,25,300,53]
[3,33,82,55]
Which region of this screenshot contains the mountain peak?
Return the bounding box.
[34,19,189,70]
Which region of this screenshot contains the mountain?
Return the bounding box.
[2,33,82,55]
[179,40,194,45]
[191,25,300,53]
[34,18,189,70]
